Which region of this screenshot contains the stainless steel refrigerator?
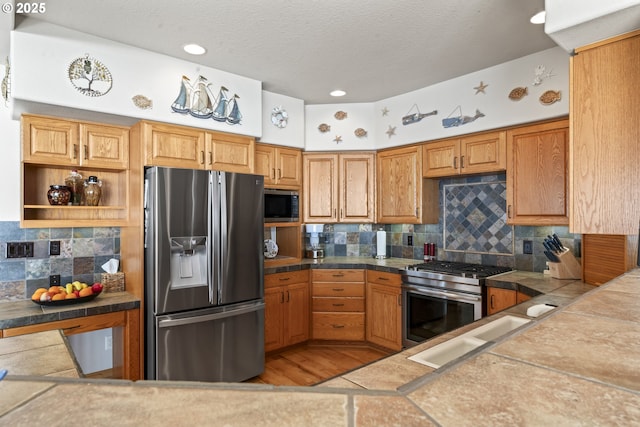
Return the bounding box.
[144,166,265,382]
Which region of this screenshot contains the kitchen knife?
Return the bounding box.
[552,234,565,251]
[544,250,560,262]
[543,240,558,253]
[546,236,563,252]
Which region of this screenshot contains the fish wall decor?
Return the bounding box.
[132,95,153,110]
[442,106,485,128]
[539,90,561,105]
[508,87,528,101]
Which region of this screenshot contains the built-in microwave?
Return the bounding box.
[264,189,299,223]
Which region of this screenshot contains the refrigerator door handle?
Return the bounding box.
[218,171,228,303]
[157,302,265,329]
[208,172,216,305]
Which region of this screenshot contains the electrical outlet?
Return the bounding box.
[49,274,61,286]
[407,235,413,246]
[50,240,61,256]
[6,242,34,258]
[523,240,533,254]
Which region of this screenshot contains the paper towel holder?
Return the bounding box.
[375,228,387,259]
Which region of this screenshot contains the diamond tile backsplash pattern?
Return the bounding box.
[443,181,513,254]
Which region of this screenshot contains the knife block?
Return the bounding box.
[548,250,582,280]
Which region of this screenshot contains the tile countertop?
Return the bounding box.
[2,267,640,425]
[0,292,140,330]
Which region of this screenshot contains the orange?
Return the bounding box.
[65,293,78,299]
[51,293,65,301]
[32,290,46,300]
[48,286,61,293]
[78,287,93,297]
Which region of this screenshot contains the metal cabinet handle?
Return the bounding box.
[460,155,465,168]
[453,156,458,169]
[334,208,337,218]
[279,277,290,281]
[490,294,495,309]
[340,208,343,218]
[271,168,276,179]
[83,145,88,160]
[208,152,213,165]
[332,303,345,307]
[332,274,344,277]
[507,205,512,219]
[331,324,345,329]
[72,144,78,159]
[286,290,290,302]
[377,276,389,281]
[277,168,281,179]
[332,288,345,291]
[397,294,402,306]
[200,151,205,164]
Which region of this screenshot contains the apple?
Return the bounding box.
[73,290,80,297]
[92,283,103,293]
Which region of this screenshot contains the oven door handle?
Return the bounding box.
[404,285,481,303]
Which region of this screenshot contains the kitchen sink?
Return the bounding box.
[408,315,531,369]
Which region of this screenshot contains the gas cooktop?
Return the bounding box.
[404,261,513,279]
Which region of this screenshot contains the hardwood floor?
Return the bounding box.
[246,343,392,386]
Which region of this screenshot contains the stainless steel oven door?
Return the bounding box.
[402,284,482,348]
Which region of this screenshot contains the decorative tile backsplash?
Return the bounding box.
[0,222,120,301]
[443,181,513,255]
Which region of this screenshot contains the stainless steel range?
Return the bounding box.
[401,261,512,347]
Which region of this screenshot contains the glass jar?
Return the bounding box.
[83,176,102,206]
[47,185,71,205]
[64,169,84,205]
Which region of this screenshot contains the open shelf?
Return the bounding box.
[264,224,302,267]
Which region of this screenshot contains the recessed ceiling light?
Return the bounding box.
[530,11,546,24]
[183,44,207,55]
[330,90,346,97]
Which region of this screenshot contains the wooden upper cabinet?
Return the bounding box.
[142,122,205,169]
[140,121,254,173]
[506,119,569,225]
[303,153,339,222]
[207,132,254,174]
[570,30,640,234]
[303,152,375,223]
[255,144,302,188]
[423,131,506,178]
[339,153,375,222]
[80,123,129,169]
[22,115,129,169]
[377,145,438,224]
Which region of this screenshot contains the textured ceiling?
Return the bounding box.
[11,0,556,104]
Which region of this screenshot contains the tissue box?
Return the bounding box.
[101,272,125,293]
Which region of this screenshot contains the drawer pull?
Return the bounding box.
[278,277,291,281]
[331,324,345,329]
[377,276,389,281]
[332,288,345,292]
[332,274,345,277]
[332,303,345,307]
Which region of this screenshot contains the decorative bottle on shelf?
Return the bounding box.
[83,176,102,206]
[64,169,84,205]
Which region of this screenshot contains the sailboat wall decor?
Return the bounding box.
[171,75,243,125]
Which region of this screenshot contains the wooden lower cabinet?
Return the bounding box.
[366,271,402,351]
[1,309,140,380]
[486,287,531,315]
[264,271,309,352]
[311,269,365,341]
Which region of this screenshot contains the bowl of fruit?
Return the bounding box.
[31,281,104,306]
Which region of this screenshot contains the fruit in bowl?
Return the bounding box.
[31,281,103,303]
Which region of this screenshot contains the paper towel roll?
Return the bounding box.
[376,230,386,258]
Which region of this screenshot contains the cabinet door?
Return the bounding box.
[303,154,338,222]
[264,286,285,352]
[254,145,276,185]
[80,123,129,169]
[423,139,459,177]
[143,122,206,169]
[366,282,402,351]
[571,32,640,234]
[339,153,375,222]
[284,282,310,346]
[376,146,423,223]
[486,287,517,315]
[207,132,254,173]
[22,115,78,165]
[506,120,569,225]
[276,147,302,187]
[460,131,506,174]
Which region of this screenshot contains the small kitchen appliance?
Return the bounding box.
[305,223,324,259]
[402,261,512,347]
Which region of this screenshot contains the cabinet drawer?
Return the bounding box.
[312,283,365,297]
[366,270,402,286]
[311,269,365,282]
[312,297,364,312]
[312,313,365,340]
[265,270,309,288]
